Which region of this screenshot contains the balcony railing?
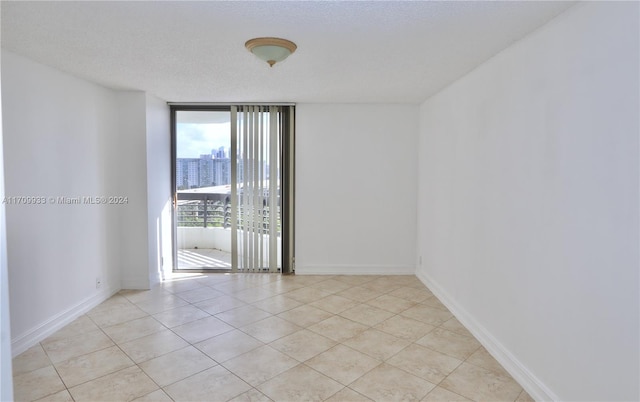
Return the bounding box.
[176,192,280,232]
[177,193,231,228]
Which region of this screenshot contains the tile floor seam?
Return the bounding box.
[107,327,169,391]
[25,343,71,401]
[435,368,475,401]
[320,386,346,402]
[155,362,222,390]
[462,353,509,377]
[88,307,154,337]
[24,356,71,402]
[356,291,469,400]
[48,368,71,395]
[63,360,141,397]
[36,341,56,368]
[430,380,475,402]
[213,365,257,399]
[302,358,384,388]
[314,310,379,330]
[438,361,524,402]
[343,385,375,401]
[48,341,119,372]
[415,330,483,361]
[404,343,467,397]
[61,368,119,400]
[171,316,237,344]
[128,362,167,401]
[96,312,161,360]
[109,316,170,342]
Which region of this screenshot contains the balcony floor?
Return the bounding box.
[177,248,232,269]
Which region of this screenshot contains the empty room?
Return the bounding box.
[0,1,638,401]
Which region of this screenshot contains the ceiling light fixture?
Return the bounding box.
[245,37,297,67]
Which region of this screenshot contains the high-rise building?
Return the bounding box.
[177,153,250,189]
[213,146,226,159]
[212,158,230,186]
[199,154,214,187]
[176,158,201,189]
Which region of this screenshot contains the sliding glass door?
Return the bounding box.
[171,105,294,273]
[173,109,232,270]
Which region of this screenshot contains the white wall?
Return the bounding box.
[296,104,418,275]
[116,92,151,289]
[145,94,172,285]
[416,3,639,401]
[107,92,172,290]
[1,50,172,358]
[2,50,122,354]
[0,47,15,402]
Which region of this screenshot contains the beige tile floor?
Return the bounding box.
[12,273,535,402]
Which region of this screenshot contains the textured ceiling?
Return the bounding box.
[1,1,575,103]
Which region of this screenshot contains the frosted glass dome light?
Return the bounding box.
[245,37,297,67]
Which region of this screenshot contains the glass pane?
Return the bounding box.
[175,110,232,270]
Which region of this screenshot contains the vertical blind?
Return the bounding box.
[230,105,292,273]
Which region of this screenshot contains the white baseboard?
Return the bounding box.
[11,286,119,357]
[415,269,559,402]
[295,264,415,275]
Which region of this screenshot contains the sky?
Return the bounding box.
[177,122,230,158]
